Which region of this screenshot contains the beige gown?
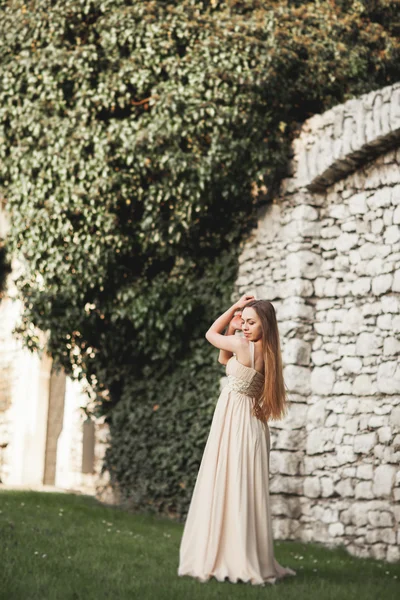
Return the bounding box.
[177,340,296,586]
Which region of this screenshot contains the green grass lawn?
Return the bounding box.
[0,490,398,600]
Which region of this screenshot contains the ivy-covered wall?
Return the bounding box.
[0,0,399,516]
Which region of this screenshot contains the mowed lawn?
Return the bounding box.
[0,490,398,600]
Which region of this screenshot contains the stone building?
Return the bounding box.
[0,198,112,502]
[0,82,399,562]
[229,82,400,562]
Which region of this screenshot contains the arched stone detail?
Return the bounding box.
[288,82,400,192]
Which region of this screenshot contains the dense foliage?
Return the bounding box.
[0,0,399,516]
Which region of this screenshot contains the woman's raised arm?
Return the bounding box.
[205,294,255,353]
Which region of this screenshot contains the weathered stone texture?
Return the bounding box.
[235,83,400,563]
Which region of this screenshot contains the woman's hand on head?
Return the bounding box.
[230,312,243,331]
[235,294,255,309]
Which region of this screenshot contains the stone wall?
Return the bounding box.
[231,83,400,563]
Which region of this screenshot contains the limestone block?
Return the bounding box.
[377,361,400,394]
[270,496,303,519]
[303,220,322,237]
[366,528,396,544]
[336,232,359,253]
[372,464,396,497]
[275,428,306,451]
[354,432,377,453]
[336,445,356,465]
[381,294,400,314]
[344,417,359,434]
[281,220,304,239]
[320,476,334,497]
[392,269,400,292]
[312,350,337,366]
[367,510,394,527]
[303,455,326,473]
[307,399,326,428]
[314,277,327,297]
[329,203,350,220]
[341,357,362,374]
[390,406,400,430]
[356,464,373,480]
[368,415,387,429]
[350,277,372,297]
[286,251,322,280]
[328,522,345,537]
[371,218,384,234]
[383,336,400,355]
[321,238,338,251]
[325,412,337,427]
[335,478,355,498]
[326,308,347,323]
[391,179,400,203]
[291,204,319,221]
[340,510,352,525]
[350,502,368,526]
[321,225,341,238]
[280,277,314,297]
[310,366,335,395]
[355,481,374,499]
[283,339,311,366]
[349,193,368,214]
[344,397,359,414]
[377,313,392,330]
[377,426,392,444]
[280,297,314,320]
[283,365,310,395]
[372,273,393,295]
[366,257,388,277]
[342,220,357,232]
[269,450,302,475]
[314,321,335,335]
[355,332,380,356]
[333,380,353,394]
[384,225,400,245]
[287,403,308,429]
[383,208,394,227]
[306,427,334,454]
[374,403,393,416]
[334,428,345,445]
[358,242,379,261]
[353,375,375,396]
[367,188,392,210]
[303,476,321,498]
[269,475,303,495]
[387,545,400,563]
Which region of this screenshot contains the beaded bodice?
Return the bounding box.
[225,341,264,399]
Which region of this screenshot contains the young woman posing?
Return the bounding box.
[178,294,296,586]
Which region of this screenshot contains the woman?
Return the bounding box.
[177,294,296,586]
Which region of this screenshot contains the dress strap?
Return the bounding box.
[250,341,255,370]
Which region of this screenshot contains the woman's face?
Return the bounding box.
[241,307,262,341]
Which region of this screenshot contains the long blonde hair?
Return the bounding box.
[244,299,289,423]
